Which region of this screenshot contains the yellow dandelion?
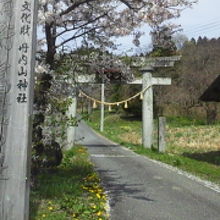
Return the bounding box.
[96,211,102,216]
[42,214,46,218]
[96,193,101,199]
[48,206,53,211]
[82,186,88,190]
[91,205,97,209]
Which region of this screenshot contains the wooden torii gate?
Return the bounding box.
[67,56,181,149]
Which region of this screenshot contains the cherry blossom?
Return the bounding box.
[37,0,197,66]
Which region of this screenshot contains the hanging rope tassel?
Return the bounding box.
[108,105,112,112]
[124,101,128,109]
[93,101,97,109]
[140,92,143,100]
[79,91,83,97]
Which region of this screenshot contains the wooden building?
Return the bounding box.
[200,75,220,102]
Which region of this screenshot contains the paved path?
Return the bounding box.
[76,121,220,220]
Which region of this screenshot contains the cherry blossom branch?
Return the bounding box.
[55,12,108,38]
[55,26,101,48]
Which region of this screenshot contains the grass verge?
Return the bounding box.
[30,146,109,220]
[85,111,220,185]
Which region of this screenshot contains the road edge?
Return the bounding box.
[83,121,220,194]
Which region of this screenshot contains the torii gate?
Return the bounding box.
[128,68,172,149]
[130,56,181,148]
[67,56,181,149]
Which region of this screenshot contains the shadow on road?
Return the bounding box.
[95,168,154,207]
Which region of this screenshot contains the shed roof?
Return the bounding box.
[200,75,220,102]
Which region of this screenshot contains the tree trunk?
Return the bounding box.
[45,22,56,68]
[205,103,217,125]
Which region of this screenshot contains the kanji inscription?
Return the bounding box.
[16,0,32,103]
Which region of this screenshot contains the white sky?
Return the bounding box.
[39,1,220,55]
[115,0,220,55]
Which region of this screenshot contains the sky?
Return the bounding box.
[115,0,220,55]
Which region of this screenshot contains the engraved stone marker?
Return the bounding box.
[0,0,38,219]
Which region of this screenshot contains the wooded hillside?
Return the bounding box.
[108,37,220,124]
[154,37,220,123]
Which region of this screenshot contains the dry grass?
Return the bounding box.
[167,125,220,153]
[120,132,142,145]
[88,111,220,166]
[114,123,220,155]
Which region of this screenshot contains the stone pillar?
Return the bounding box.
[158,117,166,152]
[0,0,38,219]
[66,96,77,150]
[142,67,154,148]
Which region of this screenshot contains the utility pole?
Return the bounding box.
[100,83,105,132]
[0,0,38,219]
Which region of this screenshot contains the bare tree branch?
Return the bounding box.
[55,26,101,48]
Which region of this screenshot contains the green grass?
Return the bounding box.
[85,111,220,185]
[123,143,220,184]
[30,146,109,220]
[166,116,206,127]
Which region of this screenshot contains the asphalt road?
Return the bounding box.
[75,121,220,220]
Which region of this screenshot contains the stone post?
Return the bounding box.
[0,0,38,219]
[158,117,166,153]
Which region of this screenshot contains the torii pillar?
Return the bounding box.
[142,66,154,149]
[141,67,171,148]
